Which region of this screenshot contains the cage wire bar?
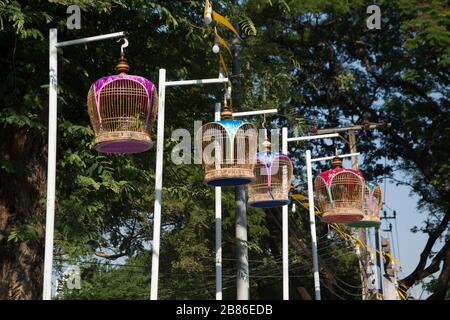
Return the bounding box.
[44,28,126,300]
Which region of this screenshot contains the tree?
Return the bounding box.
[0,0,448,300]
[56,252,151,300]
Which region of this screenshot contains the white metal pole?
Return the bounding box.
[281,127,289,300]
[150,68,166,300]
[286,133,339,142]
[55,31,125,48]
[232,109,278,118]
[214,102,222,300]
[148,72,229,300]
[306,150,321,300]
[165,78,229,87]
[43,28,58,300]
[43,29,127,301]
[311,152,360,163]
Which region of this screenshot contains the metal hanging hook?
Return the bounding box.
[225,84,232,100]
[223,83,232,110]
[117,37,129,54]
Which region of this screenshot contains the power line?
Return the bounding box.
[334,275,362,289]
[319,280,346,300]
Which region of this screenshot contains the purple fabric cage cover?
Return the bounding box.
[89,74,157,154]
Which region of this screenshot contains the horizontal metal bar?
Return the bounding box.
[56,31,125,47]
[287,133,339,142]
[165,78,229,87]
[311,152,360,163]
[315,124,379,134]
[232,109,278,118]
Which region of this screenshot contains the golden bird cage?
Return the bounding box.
[87,53,158,153]
[348,182,382,228]
[248,135,293,208]
[197,101,258,186]
[314,155,365,224]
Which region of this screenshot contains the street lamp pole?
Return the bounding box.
[280,131,339,300]
[307,150,361,300]
[281,130,360,300]
[150,70,230,300]
[44,28,126,300]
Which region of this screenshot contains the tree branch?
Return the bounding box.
[399,210,450,289]
[94,251,128,260]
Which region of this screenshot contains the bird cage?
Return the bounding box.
[87,52,158,153]
[314,155,365,224]
[248,135,293,208]
[348,182,382,228]
[197,100,258,186]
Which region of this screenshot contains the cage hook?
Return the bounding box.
[225,83,232,100]
[261,114,272,152]
[332,145,342,168]
[117,37,129,55]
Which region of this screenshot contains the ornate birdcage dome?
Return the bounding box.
[348,182,382,228]
[248,135,293,208]
[87,53,157,153]
[314,155,365,224]
[197,101,258,186]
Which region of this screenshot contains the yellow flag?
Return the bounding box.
[397,289,406,300]
[215,32,232,56]
[291,194,307,201]
[367,246,375,257]
[385,252,400,265]
[219,53,228,76]
[204,0,210,17]
[212,10,241,39]
[332,224,347,239]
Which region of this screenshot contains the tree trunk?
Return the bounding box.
[0,127,46,299]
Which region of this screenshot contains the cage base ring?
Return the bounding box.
[347,218,381,228]
[94,131,152,154]
[205,176,255,187]
[204,167,255,187]
[249,199,289,208]
[320,207,364,224]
